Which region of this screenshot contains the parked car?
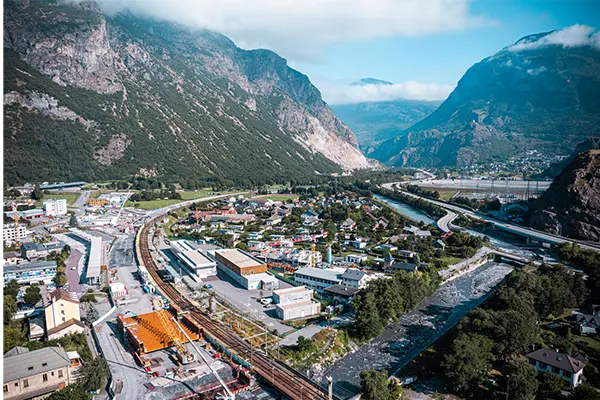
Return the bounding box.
[260,298,273,305]
[204,284,213,289]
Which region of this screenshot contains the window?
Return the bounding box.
[62,317,66,322]
[58,370,63,378]
[3,385,7,393]
[42,363,48,367]
[14,383,18,387]
[564,371,572,378]
[539,362,547,370]
[43,374,48,382]
[23,379,29,388]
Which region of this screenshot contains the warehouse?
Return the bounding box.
[273,286,321,320]
[170,240,217,279]
[214,249,279,290]
[86,236,103,286]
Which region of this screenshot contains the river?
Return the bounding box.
[322,195,538,398]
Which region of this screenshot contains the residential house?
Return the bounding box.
[349,240,368,249]
[340,269,373,289]
[3,251,23,266]
[576,314,600,335]
[323,284,360,305]
[3,224,29,245]
[3,346,80,400]
[265,215,283,226]
[345,254,368,265]
[397,250,415,258]
[432,240,446,250]
[526,348,586,388]
[340,218,356,231]
[21,241,64,261]
[379,244,398,253]
[44,289,85,340]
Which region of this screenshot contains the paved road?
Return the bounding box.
[415,178,552,191]
[436,210,457,233]
[65,249,84,293]
[382,182,600,252]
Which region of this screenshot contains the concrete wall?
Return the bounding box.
[45,299,80,332]
[4,366,71,400]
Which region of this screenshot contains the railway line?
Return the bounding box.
[136,212,331,400]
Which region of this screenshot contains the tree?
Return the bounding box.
[47,384,90,400]
[31,185,44,200]
[79,356,109,392]
[54,273,68,287]
[23,285,42,305]
[4,295,17,324]
[443,333,494,394]
[296,336,314,354]
[235,242,248,251]
[537,372,566,399]
[8,188,22,198]
[573,385,600,400]
[360,370,391,400]
[69,213,79,228]
[4,279,20,299]
[503,360,538,400]
[352,291,383,340]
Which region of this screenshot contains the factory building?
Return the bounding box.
[214,249,279,290]
[170,240,217,279]
[273,286,321,320]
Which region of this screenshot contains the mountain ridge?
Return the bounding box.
[3,0,375,186]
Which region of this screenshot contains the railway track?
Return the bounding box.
[136,214,331,400]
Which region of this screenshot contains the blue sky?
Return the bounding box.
[101,0,600,103]
[295,0,600,103]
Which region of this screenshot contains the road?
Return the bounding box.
[414,178,552,191]
[65,249,84,293]
[381,182,600,252]
[72,190,91,217]
[436,210,457,233]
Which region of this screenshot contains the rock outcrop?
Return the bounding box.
[530,150,600,241]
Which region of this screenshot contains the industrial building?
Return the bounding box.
[293,267,345,291]
[4,209,44,220]
[86,236,104,286]
[171,240,217,279]
[43,199,68,217]
[215,249,279,290]
[3,224,28,244]
[273,286,321,320]
[4,261,57,285]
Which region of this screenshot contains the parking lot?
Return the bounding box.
[203,273,294,334]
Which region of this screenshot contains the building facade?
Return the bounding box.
[526,348,586,388]
[44,289,81,338]
[43,199,68,217]
[215,249,277,290]
[4,261,58,285]
[3,224,28,245]
[294,267,344,291]
[273,286,321,320]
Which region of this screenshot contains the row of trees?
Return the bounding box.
[352,267,441,341]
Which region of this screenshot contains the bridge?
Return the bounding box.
[381,182,600,252]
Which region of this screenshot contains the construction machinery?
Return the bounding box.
[156,309,196,364]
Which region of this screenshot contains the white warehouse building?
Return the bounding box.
[273,286,321,321]
[43,199,68,217]
[294,267,345,292]
[171,240,217,279]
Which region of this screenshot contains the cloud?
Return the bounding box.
[526,66,547,76]
[93,0,491,61]
[315,79,454,104]
[509,24,600,52]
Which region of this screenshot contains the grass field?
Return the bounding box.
[437,189,459,201]
[34,192,81,207]
[125,189,241,210]
[251,194,299,202]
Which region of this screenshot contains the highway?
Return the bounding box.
[135,194,331,400]
[381,182,600,252]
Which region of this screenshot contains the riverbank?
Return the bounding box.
[439,247,494,283]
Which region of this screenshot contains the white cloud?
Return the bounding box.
[315,79,454,104]
[94,0,491,61]
[526,66,547,76]
[509,24,600,52]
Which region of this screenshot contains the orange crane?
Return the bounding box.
[155,310,195,364]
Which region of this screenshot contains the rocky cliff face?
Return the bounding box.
[370,30,600,167]
[530,150,600,241]
[4,0,374,185]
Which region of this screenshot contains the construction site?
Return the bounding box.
[115,305,268,399]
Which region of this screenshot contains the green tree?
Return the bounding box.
[537,372,565,399]
[47,384,90,400]
[503,360,538,400]
[235,242,248,251]
[322,219,337,243]
[4,279,20,299]
[573,385,600,400]
[54,273,68,287]
[352,291,383,340]
[360,370,391,400]
[296,336,314,354]
[69,213,79,228]
[79,356,109,392]
[31,184,44,200]
[23,285,42,305]
[4,295,17,324]
[443,333,494,394]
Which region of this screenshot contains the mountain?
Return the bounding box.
[541,138,598,178]
[530,150,600,241]
[331,99,439,150]
[3,0,374,187]
[370,31,600,167]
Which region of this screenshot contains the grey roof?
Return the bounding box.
[526,348,586,373]
[4,346,71,382]
[341,269,366,281]
[576,314,600,326]
[390,262,419,272]
[4,260,57,274]
[3,251,21,259]
[5,347,30,357]
[384,253,394,262]
[324,284,360,297]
